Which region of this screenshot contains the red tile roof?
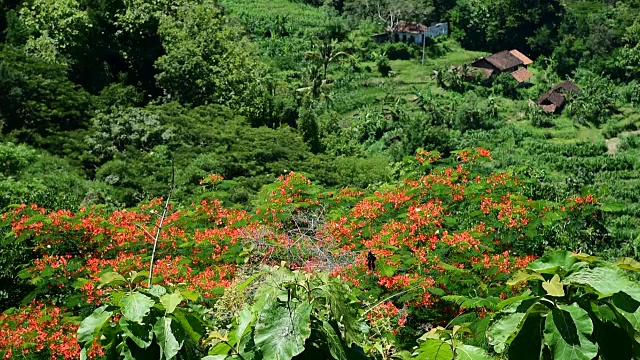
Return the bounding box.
[484,50,523,71]
[536,81,581,113]
[509,50,533,65]
[539,104,557,113]
[386,21,428,34]
[553,81,581,93]
[511,68,533,83]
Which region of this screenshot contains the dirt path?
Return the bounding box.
[606,130,640,154]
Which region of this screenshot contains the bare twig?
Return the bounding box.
[241,207,358,272]
[148,165,175,288]
[134,223,156,241]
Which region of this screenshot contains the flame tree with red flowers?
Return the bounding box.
[0,148,608,359]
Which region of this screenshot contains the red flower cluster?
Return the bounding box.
[0,302,103,359]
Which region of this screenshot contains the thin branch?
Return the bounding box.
[148,164,175,288]
[135,223,156,241]
[363,284,422,316]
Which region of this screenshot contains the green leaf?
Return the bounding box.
[237,272,264,291]
[173,310,205,343]
[428,287,446,296]
[149,285,167,298]
[254,301,312,360]
[322,321,347,360]
[593,316,634,360]
[326,284,369,346]
[160,292,183,314]
[442,295,500,310]
[120,318,153,349]
[542,274,565,297]
[611,291,640,332]
[180,290,199,302]
[571,253,597,262]
[412,339,454,360]
[496,295,538,311]
[154,317,184,360]
[527,251,577,275]
[615,257,640,272]
[487,312,526,353]
[544,304,598,360]
[119,292,155,323]
[236,308,255,343]
[506,271,544,286]
[378,262,395,277]
[455,344,495,360]
[98,272,126,288]
[130,271,150,284]
[565,267,640,299]
[77,305,113,344]
[507,313,544,360]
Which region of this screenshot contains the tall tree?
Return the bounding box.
[154,0,271,124]
[18,0,91,64]
[304,38,348,80]
[0,46,93,141]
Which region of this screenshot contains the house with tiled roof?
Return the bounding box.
[471,49,534,83]
[536,81,581,113]
[371,21,448,45]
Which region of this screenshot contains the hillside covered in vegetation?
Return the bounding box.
[1,0,640,358]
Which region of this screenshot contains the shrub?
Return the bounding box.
[446,251,640,360]
[529,105,555,127]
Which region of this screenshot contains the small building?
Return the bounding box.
[471,49,534,83]
[371,21,449,45]
[425,22,449,39]
[536,81,581,113]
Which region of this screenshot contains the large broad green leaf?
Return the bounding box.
[120,318,153,349]
[322,320,347,360]
[544,304,598,360]
[542,274,565,297]
[160,292,183,314]
[593,316,634,360]
[455,344,495,360]
[121,336,161,359]
[153,317,184,360]
[254,301,312,360]
[611,291,640,332]
[173,310,205,343]
[412,339,454,360]
[327,285,369,346]
[98,272,126,288]
[120,292,156,323]
[486,312,526,353]
[565,267,640,299]
[496,295,538,311]
[527,251,577,275]
[236,308,255,343]
[507,313,544,360]
[506,271,544,286]
[77,305,113,343]
[148,285,167,298]
[252,269,293,312]
[615,258,640,272]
